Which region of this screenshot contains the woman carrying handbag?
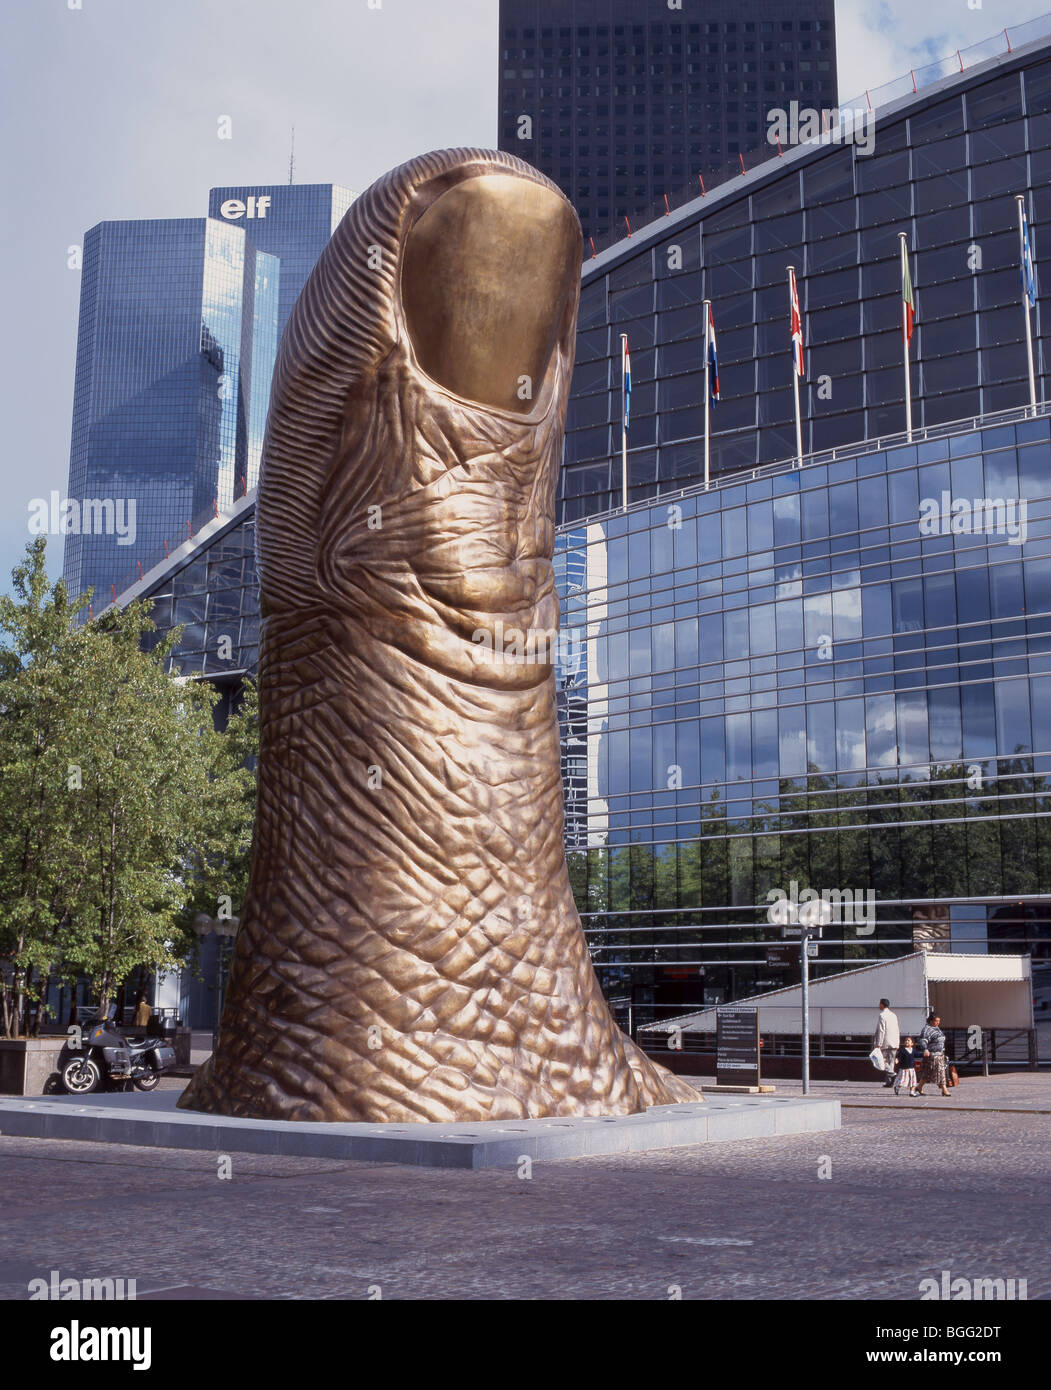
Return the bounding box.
[915,1012,951,1097]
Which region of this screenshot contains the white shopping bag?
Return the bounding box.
[868,1047,885,1071]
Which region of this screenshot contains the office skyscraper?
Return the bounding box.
[64,184,354,605]
[207,184,356,338]
[64,217,279,605]
[498,0,838,244]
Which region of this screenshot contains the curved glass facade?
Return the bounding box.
[561,45,1051,520]
[556,414,1051,1016]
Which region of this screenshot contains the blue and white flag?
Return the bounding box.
[707,305,720,403]
[1022,203,1037,308]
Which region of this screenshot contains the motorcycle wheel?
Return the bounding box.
[61,1057,101,1095]
[133,1069,160,1091]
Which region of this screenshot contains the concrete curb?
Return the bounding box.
[0,1091,841,1169]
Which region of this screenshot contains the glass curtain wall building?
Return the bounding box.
[64,218,278,606]
[560,39,1051,520]
[206,184,356,340]
[555,416,1051,1022]
[64,185,354,606]
[498,0,837,245]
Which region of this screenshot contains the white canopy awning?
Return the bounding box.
[640,952,1033,1037]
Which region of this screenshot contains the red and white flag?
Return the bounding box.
[789,267,805,378]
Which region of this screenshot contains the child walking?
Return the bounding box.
[894,1036,919,1097]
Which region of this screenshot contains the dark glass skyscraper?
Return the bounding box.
[64,184,354,605]
[64,218,279,606]
[498,0,838,244]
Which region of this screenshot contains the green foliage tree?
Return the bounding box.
[0,541,89,1034]
[176,678,258,937]
[0,539,257,1034]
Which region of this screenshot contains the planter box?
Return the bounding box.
[0,1038,67,1096]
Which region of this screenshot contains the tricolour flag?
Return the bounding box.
[902,246,915,344]
[622,338,632,431]
[789,268,805,378]
[706,305,720,403]
[1022,204,1037,308]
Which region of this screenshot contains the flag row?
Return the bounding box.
[613,198,1039,502]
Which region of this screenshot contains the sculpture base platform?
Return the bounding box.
[0,1090,839,1169]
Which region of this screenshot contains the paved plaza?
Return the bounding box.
[0,1074,1047,1301]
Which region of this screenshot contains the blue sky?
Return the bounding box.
[1,0,1049,597]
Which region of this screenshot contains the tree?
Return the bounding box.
[0,539,255,1033]
[176,678,258,937]
[0,540,89,1034]
[54,600,234,1016]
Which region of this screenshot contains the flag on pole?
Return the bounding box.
[902,246,916,344]
[707,304,720,403]
[1021,203,1037,308]
[622,338,632,430]
[789,268,805,378]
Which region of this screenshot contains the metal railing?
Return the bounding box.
[634,1026,1039,1069]
[560,399,1051,531]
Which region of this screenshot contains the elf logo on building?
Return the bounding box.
[219,195,271,220]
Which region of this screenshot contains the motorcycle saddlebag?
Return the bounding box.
[102,1046,132,1073]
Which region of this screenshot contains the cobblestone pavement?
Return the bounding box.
[1,1092,1048,1301]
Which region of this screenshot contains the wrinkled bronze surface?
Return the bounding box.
[180,148,700,1122]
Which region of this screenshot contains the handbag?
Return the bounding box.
[868,1047,885,1071]
[947,1064,960,1087]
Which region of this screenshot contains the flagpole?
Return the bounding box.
[900,233,913,442]
[702,299,711,488]
[787,266,803,468]
[1017,195,1038,417]
[620,332,628,510]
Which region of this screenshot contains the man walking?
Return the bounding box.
[873,997,900,1088]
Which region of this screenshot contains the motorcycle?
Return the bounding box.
[59,1015,176,1095]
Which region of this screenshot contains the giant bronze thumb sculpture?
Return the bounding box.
[180,148,700,1122]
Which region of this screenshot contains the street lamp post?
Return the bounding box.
[797,899,832,1095]
[193,914,239,1052]
[769,895,832,1095]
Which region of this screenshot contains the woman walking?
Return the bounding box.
[894,1036,920,1097]
[916,1012,951,1097]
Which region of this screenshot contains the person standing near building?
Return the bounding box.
[133,992,152,1030]
[873,998,900,1088]
[916,1012,951,1097]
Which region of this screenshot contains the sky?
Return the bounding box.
[1,0,1049,597]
